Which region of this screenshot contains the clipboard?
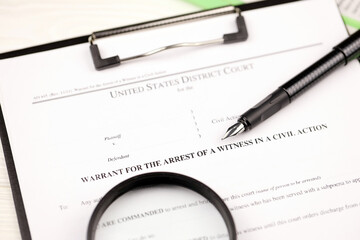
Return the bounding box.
[0,0,352,239]
[0,0,298,60]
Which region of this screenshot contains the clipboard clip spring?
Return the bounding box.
[89,6,248,70]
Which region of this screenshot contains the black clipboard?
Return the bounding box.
[0,1,299,239]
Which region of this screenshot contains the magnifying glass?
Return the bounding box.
[87,172,237,240]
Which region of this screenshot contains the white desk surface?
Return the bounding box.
[0,0,352,239]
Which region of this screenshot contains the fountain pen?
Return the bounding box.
[223,30,360,140]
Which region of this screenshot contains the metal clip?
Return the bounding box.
[89,6,248,70]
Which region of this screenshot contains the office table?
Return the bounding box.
[0,0,355,239]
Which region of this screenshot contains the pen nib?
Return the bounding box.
[222,122,245,140]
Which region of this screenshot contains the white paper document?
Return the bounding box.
[1,0,360,239]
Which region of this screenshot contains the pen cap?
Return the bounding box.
[334,30,360,64]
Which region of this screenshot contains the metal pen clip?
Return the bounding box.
[89,6,248,71]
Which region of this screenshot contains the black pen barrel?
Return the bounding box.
[335,29,360,62]
[282,30,360,100]
[238,88,290,130]
[280,50,345,100]
[239,50,346,130]
[239,30,360,131]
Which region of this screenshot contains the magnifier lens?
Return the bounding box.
[95,185,229,240]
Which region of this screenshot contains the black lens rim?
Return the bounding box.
[87,171,237,240]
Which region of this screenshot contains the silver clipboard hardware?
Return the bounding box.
[89,6,248,70]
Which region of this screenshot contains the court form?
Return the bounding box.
[1,0,360,239]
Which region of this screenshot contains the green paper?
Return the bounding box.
[183,0,244,9]
[342,16,360,30]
